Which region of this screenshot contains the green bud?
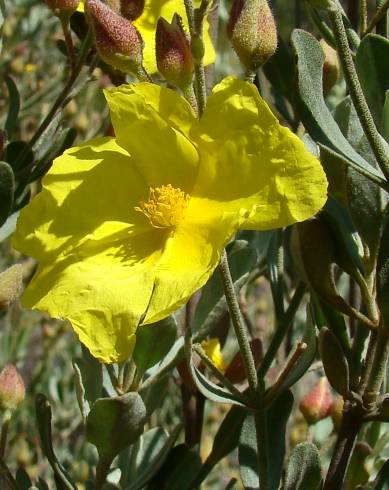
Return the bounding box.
[85,0,144,74]
[227,0,278,70]
[0,363,25,412]
[156,14,193,90]
[0,264,23,311]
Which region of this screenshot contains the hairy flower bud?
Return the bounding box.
[320,40,340,95]
[45,0,80,16]
[121,0,145,21]
[0,264,23,311]
[299,377,333,424]
[85,0,144,74]
[0,364,25,412]
[156,14,193,90]
[227,0,277,70]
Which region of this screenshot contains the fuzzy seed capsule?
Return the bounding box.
[299,377,333,424]
[45,0,80,16]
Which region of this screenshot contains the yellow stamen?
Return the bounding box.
[135,184,190,228]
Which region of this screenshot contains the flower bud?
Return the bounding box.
[320,40,340,95]
[45,0,80,16]
[227,0,277,70]
[85,0,144,74]
[120,0,145,21]
[0,264,23,311]
[299,377,333,424]
[0,363,25,412]
[156,14,193,90]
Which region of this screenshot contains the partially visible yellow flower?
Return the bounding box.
[13,77,328,363]
[78,0,216,73]
[201,339,226,372]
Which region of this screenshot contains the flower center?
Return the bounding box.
[135,184,190,228]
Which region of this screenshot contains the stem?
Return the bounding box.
[61,17,76,71]
[95,455,113,490]
[257,282,306,378]
[0,411,11,459]
[359,0,368,34]
[329,8,389,180]
[219,250,258,393]
[364,0,389,35]
[363,330,389,409]
[323,405,362,490]
[244,69,256,83]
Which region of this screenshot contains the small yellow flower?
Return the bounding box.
[78,0,216,73]
[201,339,226,372]
[13,77,327,363]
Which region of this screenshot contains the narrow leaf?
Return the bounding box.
[284,443,322,490]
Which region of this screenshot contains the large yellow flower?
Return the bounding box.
[78,0,216,73]
[13,77,327,363]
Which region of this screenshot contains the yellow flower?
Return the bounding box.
[201,339,226,372]
[13,77,328,363]
[77,0,216,73]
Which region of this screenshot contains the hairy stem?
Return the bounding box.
[329,8,389,180]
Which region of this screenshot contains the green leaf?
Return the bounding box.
[187,353,246,406]
[5,141,34,172]
[239,390,293,490]
[139,372,170,418]
[194,407,246,487]
[3,75,20,136]
[291,29,385,189]
[15,468,32,490]
[133,316,177,376]
[284,443,322,490]
[262,37,294,101]
[318,327,350,396]
[72,346,103,420]
[374,459,389,489]
[377,213,389,331]
[0,161,14,227]
[192,240,257,333]
[35,394,78,490]
[124,426,181,490]
[384,90,389,143]
[147,444,202,490]
[86,393,146,460]
[356,34,389,130]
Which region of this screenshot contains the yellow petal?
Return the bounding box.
[192,76,328,230]
[24,255,156,363]
[144,196,239,324]
[13,137,152,260]
[134,0,216,74]
[105,83,199,192]
[201,338,226,372]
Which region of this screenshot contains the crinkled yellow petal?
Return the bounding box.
[144,196,239,324]
[13,137,152,260]
[23,255,156,363]
[77,0,215,73]
[13,137,169,362]
[105,82,199,192]
[134,0,215,74]
[192,76,328,230]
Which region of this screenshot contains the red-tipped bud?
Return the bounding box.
[45,0,80,16]
[156,14,193,90]
[0,364,25,412]
[227,0,277,70]
[121,0,145,21]
[299,377,333,424]
[85,0,144,74]
[320,40,340,95]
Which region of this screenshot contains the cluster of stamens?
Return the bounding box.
[135,184,190,229]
